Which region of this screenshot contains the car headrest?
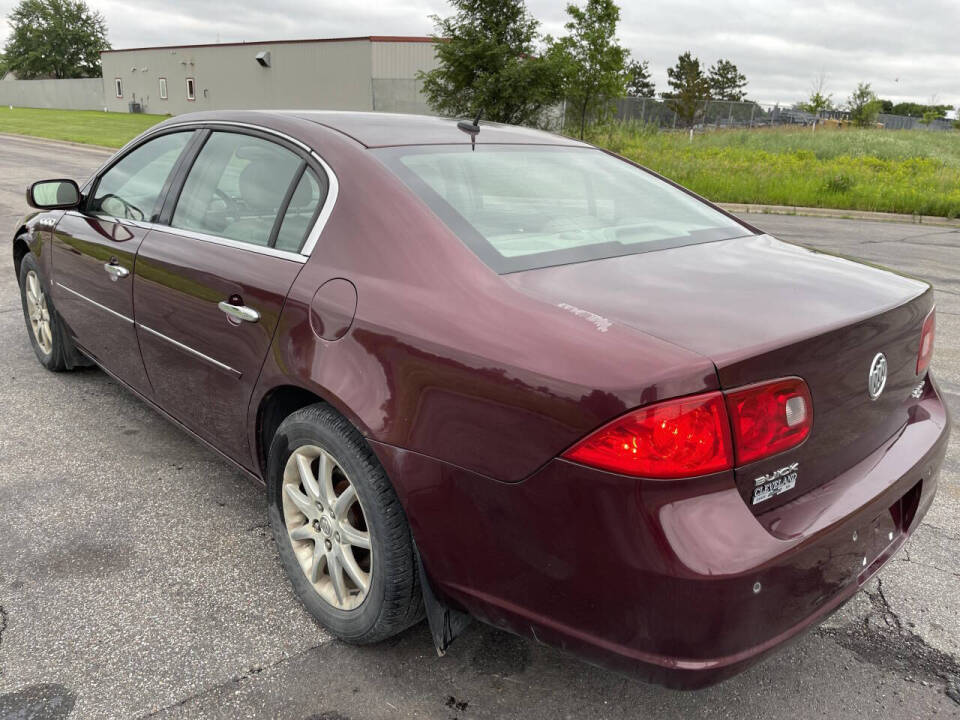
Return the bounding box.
[237,158,295,212]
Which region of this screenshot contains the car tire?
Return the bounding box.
[18,251,72,372]
[267,403,424,643]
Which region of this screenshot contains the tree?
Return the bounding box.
[707,58,747,101]
[549,0,628,139]
[798,72,833,114]
[847,82,882,127]
[663,51,710,127]
[625,58,655,98]
[418,0,563,127]
[880,100,951,118]
[3,0,109,79]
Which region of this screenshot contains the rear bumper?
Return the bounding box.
[373,376,950,689]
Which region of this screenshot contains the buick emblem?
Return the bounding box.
[868,353,887,400]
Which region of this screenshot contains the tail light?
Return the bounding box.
[917,307,935,376]
[724,378,812,465]
[562,392,733,479]
[563,378,813,478]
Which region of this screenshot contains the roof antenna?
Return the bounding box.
[457,109,482,150]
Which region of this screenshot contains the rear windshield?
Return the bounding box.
[375,145,752,273]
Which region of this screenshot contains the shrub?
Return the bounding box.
[822,174,854,193]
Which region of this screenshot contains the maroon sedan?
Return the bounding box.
[12,111,949,688]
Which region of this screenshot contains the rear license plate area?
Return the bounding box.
[854,480,922,583]
[855,510,900,583]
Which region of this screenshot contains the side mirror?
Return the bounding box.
[26,179,81,210]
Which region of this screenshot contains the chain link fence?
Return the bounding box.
[613,97,956,132]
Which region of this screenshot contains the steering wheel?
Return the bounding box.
[214,188,242,220]
[98,193,145,222]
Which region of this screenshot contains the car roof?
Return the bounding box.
[282,111,589,149]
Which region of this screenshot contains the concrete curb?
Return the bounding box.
[721,202,960,229]
[0,132,115,154]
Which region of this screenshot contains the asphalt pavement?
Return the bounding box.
[0,133,958,719]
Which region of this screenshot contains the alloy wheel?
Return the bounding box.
[281,444,373,610]
[24,270,53,355]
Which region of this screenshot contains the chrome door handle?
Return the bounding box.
[103,263,129,280]
[218,301,260,323]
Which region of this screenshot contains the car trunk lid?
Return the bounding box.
[504,235,932,511]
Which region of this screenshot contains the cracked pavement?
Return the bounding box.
[0,136,958,718]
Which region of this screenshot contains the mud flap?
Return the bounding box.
[414,541,472,656]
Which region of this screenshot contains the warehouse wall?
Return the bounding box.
[0,39,441,116]
[100,39,375,116]
[371,40,439,114]
[0,77,105,111]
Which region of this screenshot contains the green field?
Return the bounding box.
[2,107,959,217]
[0,107,165,147]
[586,123,960,218]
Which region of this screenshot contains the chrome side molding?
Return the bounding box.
[55,283,243,378]
[56,282,133,324]
[137,324,242,378]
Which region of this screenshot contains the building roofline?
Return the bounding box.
[101,35,434,55]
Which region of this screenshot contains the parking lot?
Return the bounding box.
[0,134,958,719]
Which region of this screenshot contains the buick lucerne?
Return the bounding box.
[12,111,949,688]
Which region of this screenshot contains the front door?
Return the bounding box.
[133,130,325,467]
[51,130,197,396]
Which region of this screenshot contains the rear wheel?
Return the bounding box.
[18,252,70,371]
[267,404,423,643]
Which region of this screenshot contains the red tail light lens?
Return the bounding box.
[562,392,733,478]
[917,308,935,375]
[564,379,813,478]
[724,378,812,465]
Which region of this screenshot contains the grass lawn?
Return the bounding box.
[2,107,958,217]
[0,107,166,148]
[585,124,960,218]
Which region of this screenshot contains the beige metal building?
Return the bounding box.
[99,36,440,116]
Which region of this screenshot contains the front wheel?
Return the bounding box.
[18,251,70,371]
[267,404,424,643]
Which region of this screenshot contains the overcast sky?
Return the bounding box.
[1,0,957,107]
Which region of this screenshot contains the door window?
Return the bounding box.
[90,131,192,222]
[274,169,323,252]
[171,132,304,248]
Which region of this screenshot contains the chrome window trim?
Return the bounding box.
[135,119,339,258]
[148,223,309,263]
[137,323,241,377]
[56,282,133,324]
[61,211,308,264]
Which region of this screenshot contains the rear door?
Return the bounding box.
[52,130,198,395]
[133,128,327,467]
